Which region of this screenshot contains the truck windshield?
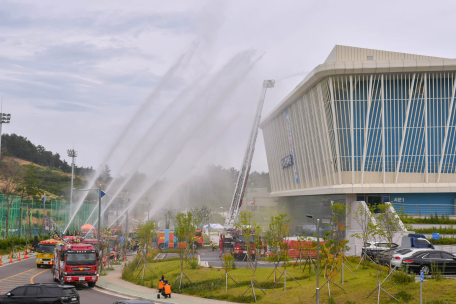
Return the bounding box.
[37,245,55,254]
[235,235,255,243]
[66,253,96,265]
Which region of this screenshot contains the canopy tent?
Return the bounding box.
[203,223,224,230]
[81,224,93,230]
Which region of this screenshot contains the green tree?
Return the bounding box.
[266,214,291,282]
[235,211,265,300]
[173,212,197,288]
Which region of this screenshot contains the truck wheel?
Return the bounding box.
[53,270,59,282]
[158,244,164,250]
[60,276,65,285]
[88,282,96,288]
[191,243,197,250]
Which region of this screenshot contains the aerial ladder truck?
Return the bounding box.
[220,80,274,258]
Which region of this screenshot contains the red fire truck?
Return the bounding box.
[220,228,262,260]
[52,242,98,287]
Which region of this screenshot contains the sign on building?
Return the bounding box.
[281,154,293,169]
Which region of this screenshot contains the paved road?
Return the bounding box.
[0,256,129,304]
[198,248,277,268]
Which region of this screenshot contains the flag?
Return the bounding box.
[41,193,46,202]
[98,190,106,198]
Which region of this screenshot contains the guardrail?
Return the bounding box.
[392,203,454,216]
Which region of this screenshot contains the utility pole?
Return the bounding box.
[0,111,11,161]
[67,149,77,213]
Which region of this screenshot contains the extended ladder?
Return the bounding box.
[224,80,275,227]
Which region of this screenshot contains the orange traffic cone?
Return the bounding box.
[0,255,3,266]
[9,253,13,263]
[24,250,29,259]
[123,253,126,260]
[17,252,21,262]
[114,254,117,262]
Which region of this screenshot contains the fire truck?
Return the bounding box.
[52,242,98,287]
[36,239,61,268]
[220,228,262,260]
[157,229,204,250]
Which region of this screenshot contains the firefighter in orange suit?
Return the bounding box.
[162,281,171,298]
[158,275,165,293]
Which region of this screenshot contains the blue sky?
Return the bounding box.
[1,0,455,175]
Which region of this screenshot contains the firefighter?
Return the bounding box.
[158,275,165,293]
[211,241,216,251]
[161,280,171,299]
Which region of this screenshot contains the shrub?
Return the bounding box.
[392,267,415,284]
[395,290,413,302]
[328,296,336,304]
[189,258,199,269]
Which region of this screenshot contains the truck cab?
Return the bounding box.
[52,243,98,287]
[402,234,434,249]
[36,240,61,268]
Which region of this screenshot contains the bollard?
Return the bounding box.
[9,253,13,263]
[18,252,21,262]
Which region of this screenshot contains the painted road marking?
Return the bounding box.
[31,269,49,283]
[0,268,35,282]
[0,267,49,294]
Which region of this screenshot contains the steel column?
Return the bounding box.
[437,74,456,183]
[395,73,416,184]
[328,77,342,184]
[361,75,374,184]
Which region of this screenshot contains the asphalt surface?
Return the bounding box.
[199,248,278,268]
[0,256,132,304]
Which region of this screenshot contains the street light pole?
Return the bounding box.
[67,149,78,213]
[0,112,11,161]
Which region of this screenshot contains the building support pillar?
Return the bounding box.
[361,75,374,184]
[329,77,342,184]
[437,74,456,183]
[395,73,416,184]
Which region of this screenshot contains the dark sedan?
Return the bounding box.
[402,250,456,274]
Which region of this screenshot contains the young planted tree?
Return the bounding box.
[173,212,196,289]
[266,214,290,282]
[351,202,377,269]
[134,221,158,280]
[235,211,265,302]
[213,253,239,292]
[377,203,411,272]
[0,159,22,238]
[329,202,356,284]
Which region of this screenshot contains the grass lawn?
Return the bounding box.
[123,257,456,304]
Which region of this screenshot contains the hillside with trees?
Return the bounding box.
[1,133,96,177]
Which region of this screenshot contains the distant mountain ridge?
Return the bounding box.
[1,133,95,177]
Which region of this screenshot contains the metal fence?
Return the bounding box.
[0,194,97,239]
[392,203,454,216]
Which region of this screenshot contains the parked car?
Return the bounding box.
[391,248,431,267]
[362,241,399,258]
[0,283,79,304]
[377,248,411,265]
[402,250,456,274]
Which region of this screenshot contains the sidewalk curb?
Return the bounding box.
[95,284,178,304]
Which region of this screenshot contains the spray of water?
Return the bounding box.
[63,42,201,234]
[102,50,261,229]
